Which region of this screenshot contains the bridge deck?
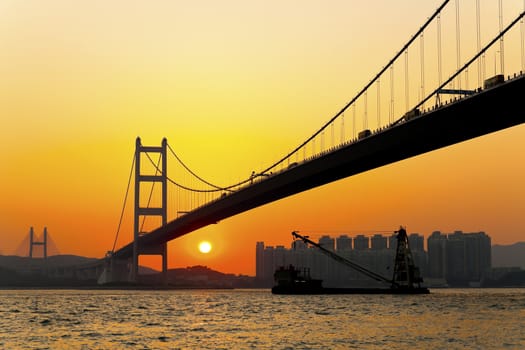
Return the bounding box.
[113,74,525,259]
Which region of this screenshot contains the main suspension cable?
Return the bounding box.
[166,142,260,192]
[145,151,246,193]
[254,0,451,176]
[167,143,229,190]
[111,153,135,253]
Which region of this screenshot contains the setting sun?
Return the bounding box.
[198,241,212,254]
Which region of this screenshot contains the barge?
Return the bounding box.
[271,227,429,295]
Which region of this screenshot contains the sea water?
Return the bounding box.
[0,288,524,349]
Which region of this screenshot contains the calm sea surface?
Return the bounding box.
[0,288,523,349]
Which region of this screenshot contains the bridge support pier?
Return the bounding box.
[132,137,169,284]
[97,256,132,285]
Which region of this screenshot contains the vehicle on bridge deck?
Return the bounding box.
[484,74,505,89]
[358,129,372,140]
[404,108,421,121]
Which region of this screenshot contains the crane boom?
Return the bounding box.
[291,231,398,287]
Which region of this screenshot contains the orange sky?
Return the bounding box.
[1,0,524,275]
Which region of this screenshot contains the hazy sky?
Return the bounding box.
[1,0,524,274]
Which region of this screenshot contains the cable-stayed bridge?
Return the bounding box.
[100,1,525,283]
[14,227,60,258]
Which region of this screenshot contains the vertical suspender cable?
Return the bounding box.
[195,177,199,208]
[331,122,334,148]
[353,104,356,138]
[390,65,394,122]
[404,49,409,112]
[191,176,194,210]
[199,184,202,208]
[522,0,525,72]
[476,0,482,87]
[377,79,381,128]
[456,0,461,90]
[181,163,185,212]
[341,113,345,144]
[420,33,425,110]
[176,181,180,217]
[185,163,189,212]
[303,145,306,161]
[437,13,443,87]
[364,91,368,129]
[499,0,504,75]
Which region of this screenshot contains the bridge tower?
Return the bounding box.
[29,226,47,259]
[132,137,168,283]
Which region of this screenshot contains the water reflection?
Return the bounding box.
[0,289,523,349]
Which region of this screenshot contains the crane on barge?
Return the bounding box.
[272,227,428,294]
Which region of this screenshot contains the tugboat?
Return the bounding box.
[271,227,429,295]
[273,265,323,294]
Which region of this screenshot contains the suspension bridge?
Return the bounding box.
[99,1,525,284]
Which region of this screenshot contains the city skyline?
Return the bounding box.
[10,226,523,257]
[1,0,525,275]
[256,229,492,287]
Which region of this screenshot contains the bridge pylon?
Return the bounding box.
[132,137,168,283]
[28,226,48,276]
[29,226,47,259]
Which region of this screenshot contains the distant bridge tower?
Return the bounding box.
[132,137,168,283]
[29,226,47,259]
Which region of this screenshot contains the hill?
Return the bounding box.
[0,255,254,288]
[0,254,100,273]
[492,242,525,269]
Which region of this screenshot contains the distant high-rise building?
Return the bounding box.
[445,231,491,284]
[371,234,387,250]
[292,239,308,250]
[463,231,491,282]
[354,235,369,250]
[407,233,427,276]
[409,233,425,252]
[446,231,468,283]
[262,246,274,287]
[388,234,397,250]
[425,230,493,285]
[427,231,447,279]
[319,236,335,251]
[274,245,287,268]
[256,242,265,281]
[336,235,352,251]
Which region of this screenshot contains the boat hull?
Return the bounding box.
[271,286,430,295]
